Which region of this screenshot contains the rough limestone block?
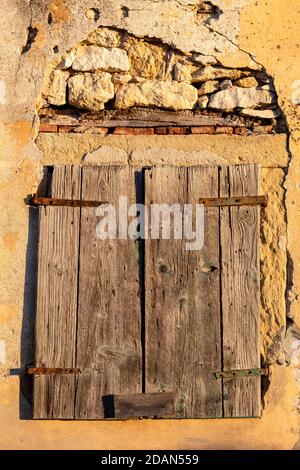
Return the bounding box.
[191,54,218,66]
[68,72,114,111]
[72,45,130,72]
[43,69,69,106]
[208,86,275,110]
[82,146,128,165]
[128,40,167,79]
[235,76,259,88]
[112,73,132,85]
[240,108,280,119]
[220,79,233,90]
[192,66,250,82]
[36,134,288,169]
[198,95,209,108]
[57,50,76,70]
[115,80,198,110]
[173,62,197,81]
[130,147,226,166]
[86,27,122,48]
[198,80,220,96]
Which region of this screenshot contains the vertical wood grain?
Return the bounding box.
[145,166,222,418]
[34,166,81,419]
[219,164,261,417]
[74,166,142,419]
[33,163,261,420]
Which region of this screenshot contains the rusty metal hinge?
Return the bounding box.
[214,368,268,379]
[26,367,269,378]
[26,195,267,208]
[26,196,108,208]
[26,367,82,375]
[199,195,268,207]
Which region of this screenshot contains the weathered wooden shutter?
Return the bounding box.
[145,165,261,418]
[34,166,142,419]
[145,166,222,418]
[33,164,261,419]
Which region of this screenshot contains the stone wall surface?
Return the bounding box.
[0,0,299,450]
[39,24,280,118]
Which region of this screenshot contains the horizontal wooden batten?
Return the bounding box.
[199,195,268,207]
[28,196,107,207]
[111,392,175,419]
[39,107,266,129]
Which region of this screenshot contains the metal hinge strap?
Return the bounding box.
[26,195,267,208]
[27,196,108,208]
[214,368,268,379]
[27,367,83,375]
[199,195,268,207]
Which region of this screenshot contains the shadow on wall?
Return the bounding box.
[19,206,38,419]
[19,170,50,419]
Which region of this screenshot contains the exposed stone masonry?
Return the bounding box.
[41,26,282,128]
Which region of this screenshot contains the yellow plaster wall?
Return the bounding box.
[0,366,298,450]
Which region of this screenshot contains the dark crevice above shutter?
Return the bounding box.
[33,164,261,419]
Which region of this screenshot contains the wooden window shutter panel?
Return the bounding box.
[33,164,261,420]
[145,166,222,418]
[144,165,261,418]
[34,166,142,419]
[74,166,142,419]
[219,165,261,417]
[34,166,81,419]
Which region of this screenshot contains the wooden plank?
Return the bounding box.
[74,166,142,419]
[145,166,222,418]
[219,164,261,417]
[39,107,254,128]
[112,392,175,419]
[34,166,81,419]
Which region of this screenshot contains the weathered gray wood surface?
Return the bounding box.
[113,392,175,418]
[34,166,81,419]
[34,164,261,419]
[145,166,223,418]
[219,164,261,417]
[74,166,142,419]
[34,166,142,419]
[40,107,255,128]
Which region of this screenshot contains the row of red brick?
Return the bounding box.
[39,123,274,135]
